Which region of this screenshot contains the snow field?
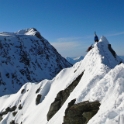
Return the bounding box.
[0,36,123,124]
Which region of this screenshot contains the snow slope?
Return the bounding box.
[0,36,123,124]
[0,28,71,96]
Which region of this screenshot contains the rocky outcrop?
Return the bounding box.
[47,71,84,121]
[0,106,17,115]
[36,94,42,105]
[63,100,100,124]
[108,44,116,58]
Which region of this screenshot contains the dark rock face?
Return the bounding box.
[10,120,15,124]
[34,31,43,39]
[36,94,42,105]
[86,45,93,52]
[47,71,84,121]
[108,44,116,58]
[0,105,17,116]
[63,100,100,124]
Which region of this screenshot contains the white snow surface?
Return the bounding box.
[0,28,39,36]
[0,36,124,124]
[16,28,38,36]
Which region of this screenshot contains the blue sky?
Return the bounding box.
[0,0,124,57]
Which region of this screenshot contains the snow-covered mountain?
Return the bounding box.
[0,36,124,124]
[66,56,124,65]
[66,56,84,64]
[0,28,71,96]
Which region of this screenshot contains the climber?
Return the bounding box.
[94,32,99,42]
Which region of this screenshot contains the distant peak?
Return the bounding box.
[16,28,42,39]
[17,28,37,35]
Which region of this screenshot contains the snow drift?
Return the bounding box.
[0,36,123,124]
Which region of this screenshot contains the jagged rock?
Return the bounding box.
[36,94,42,105]
[21,89,25,94]
[18,104,23,110]
[47,71,84,121]
[12,111,17,116]
[0,106,17,116]
[34,31,43,39]
[36,87,41,94]
[63,100,100,124]
[108,44,116,58]
[65,99,76,113]
[10,120,15,124]
[0,115,2,121]
[86,45,93,52]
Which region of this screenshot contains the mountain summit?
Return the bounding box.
[0,36,123,124]
[16,28,43,39]
[0,28,71,96]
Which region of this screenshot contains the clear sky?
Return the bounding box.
[0,0,124,57]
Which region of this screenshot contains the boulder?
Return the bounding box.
[63,100,100,124]
[47,71,84,121]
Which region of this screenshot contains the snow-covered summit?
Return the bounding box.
[16,28,37,35]
[0,36,123,124]
[0,28,43,39]
[16,28,41,37]
[91,36,121,68]
[67,36,122,66]
[0,28,71,96]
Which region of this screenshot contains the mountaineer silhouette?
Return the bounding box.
[94,32,99,42]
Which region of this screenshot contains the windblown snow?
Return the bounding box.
[0,36,124,124]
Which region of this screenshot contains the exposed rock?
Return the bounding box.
[18,104,23,110]
[0,106,17,116]
[108,44,116,58]
[0,115,2,121]
[65,99,76,113]
[36,94,42,105]
[12,111,17,116]
[21,89,25,94]
[86,45,93,52]
[63,100,100,124]
[36,87,41,94]
[47,71,84,121]
[0,106,17,122]
[34,31,43,39]
[5,106,16,113]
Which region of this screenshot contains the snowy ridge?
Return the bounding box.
[0,28,40,36]
[0,36,123,124]
[16,28,39,36]
[0,28,71,96]
[88,63,124,124]
[95,36,121,68]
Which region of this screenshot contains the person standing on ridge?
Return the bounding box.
[94,32,99,42]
